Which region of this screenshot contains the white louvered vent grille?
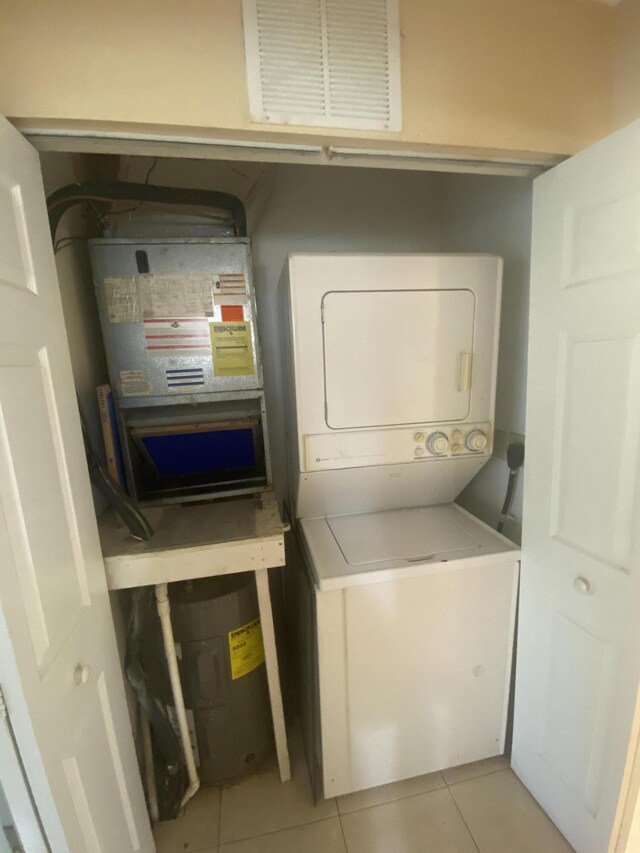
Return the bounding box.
[242,0,402,131]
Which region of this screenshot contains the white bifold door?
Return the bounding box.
[512,119,640,853]
[0,117,153,850]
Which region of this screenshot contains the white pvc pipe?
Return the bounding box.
[154,583,200,809]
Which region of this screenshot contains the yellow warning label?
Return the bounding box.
[228,616,265,680]
[210,321,255,376]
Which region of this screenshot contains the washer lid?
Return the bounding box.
[327,505,481,566]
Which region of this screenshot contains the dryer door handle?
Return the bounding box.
[459,353,472,392]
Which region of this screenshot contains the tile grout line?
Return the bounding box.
[443,764,511,789]
[215,762,510,850]
[334,763,509,820]
[217,810,342,847]
[336,803,350,853]
[336,781,448,818]
[446,786,483,853]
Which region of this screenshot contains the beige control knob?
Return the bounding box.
[74,664,91,686]
[465,429,488,452]
[451,444,463,455]
[413,431,425,443]
[452,429,463,441]
[573,576,592,595]
[426,431,449,455]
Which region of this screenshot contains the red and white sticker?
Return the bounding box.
[213,272,247,306]
[144,318,211,355]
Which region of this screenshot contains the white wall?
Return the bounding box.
[439,174,533,542]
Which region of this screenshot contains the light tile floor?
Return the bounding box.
[154,729,574,853]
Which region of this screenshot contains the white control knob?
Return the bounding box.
[573,576,592,595]
[465,429,487,452]
[426,432,449,455]
[74,664,91,686]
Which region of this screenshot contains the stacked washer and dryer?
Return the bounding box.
[280,253,520,799]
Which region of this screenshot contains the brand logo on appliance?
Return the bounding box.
[212,324,247,333]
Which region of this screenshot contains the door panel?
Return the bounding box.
[0,348,90,670]
[550,332,640,570]
[513,120,640,853]
[322,289,475,428]
[562,191,640,287]
[0,165,37,294]
[318,558,518,798]
[537,613,615,816]
[0,116,153,851]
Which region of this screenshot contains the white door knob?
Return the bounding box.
[426,432,449,455]
[573,576,592,595]
[465,429,488,452]
[74,664,91,685]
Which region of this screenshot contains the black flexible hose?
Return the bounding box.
[80,414,154,540]
[497,471,517,535]
[124,588,181,769]
[497,441,525,534]
[125,587,184,818]
[47,181,247,239]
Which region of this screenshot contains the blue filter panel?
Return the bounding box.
[141,428,256,477]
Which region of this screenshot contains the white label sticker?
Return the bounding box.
[144,318,211,356]
[104,276,140,323]
[120,369,153,397]
[139,274,214,319]
[212,272,248,305]
[213,294,247,307]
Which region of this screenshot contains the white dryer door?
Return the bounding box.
[322,289,475,429]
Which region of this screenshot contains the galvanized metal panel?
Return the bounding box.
[89,238,263,404]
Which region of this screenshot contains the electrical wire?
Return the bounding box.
[79,413,154,541]
[112,158,160,217]
[144,157,158,184]
[53,236,86,254]
[47,183,247,238]
[51,195,233,224]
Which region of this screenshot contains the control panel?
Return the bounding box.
[413,424,491,459]
[304,423,492,472]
